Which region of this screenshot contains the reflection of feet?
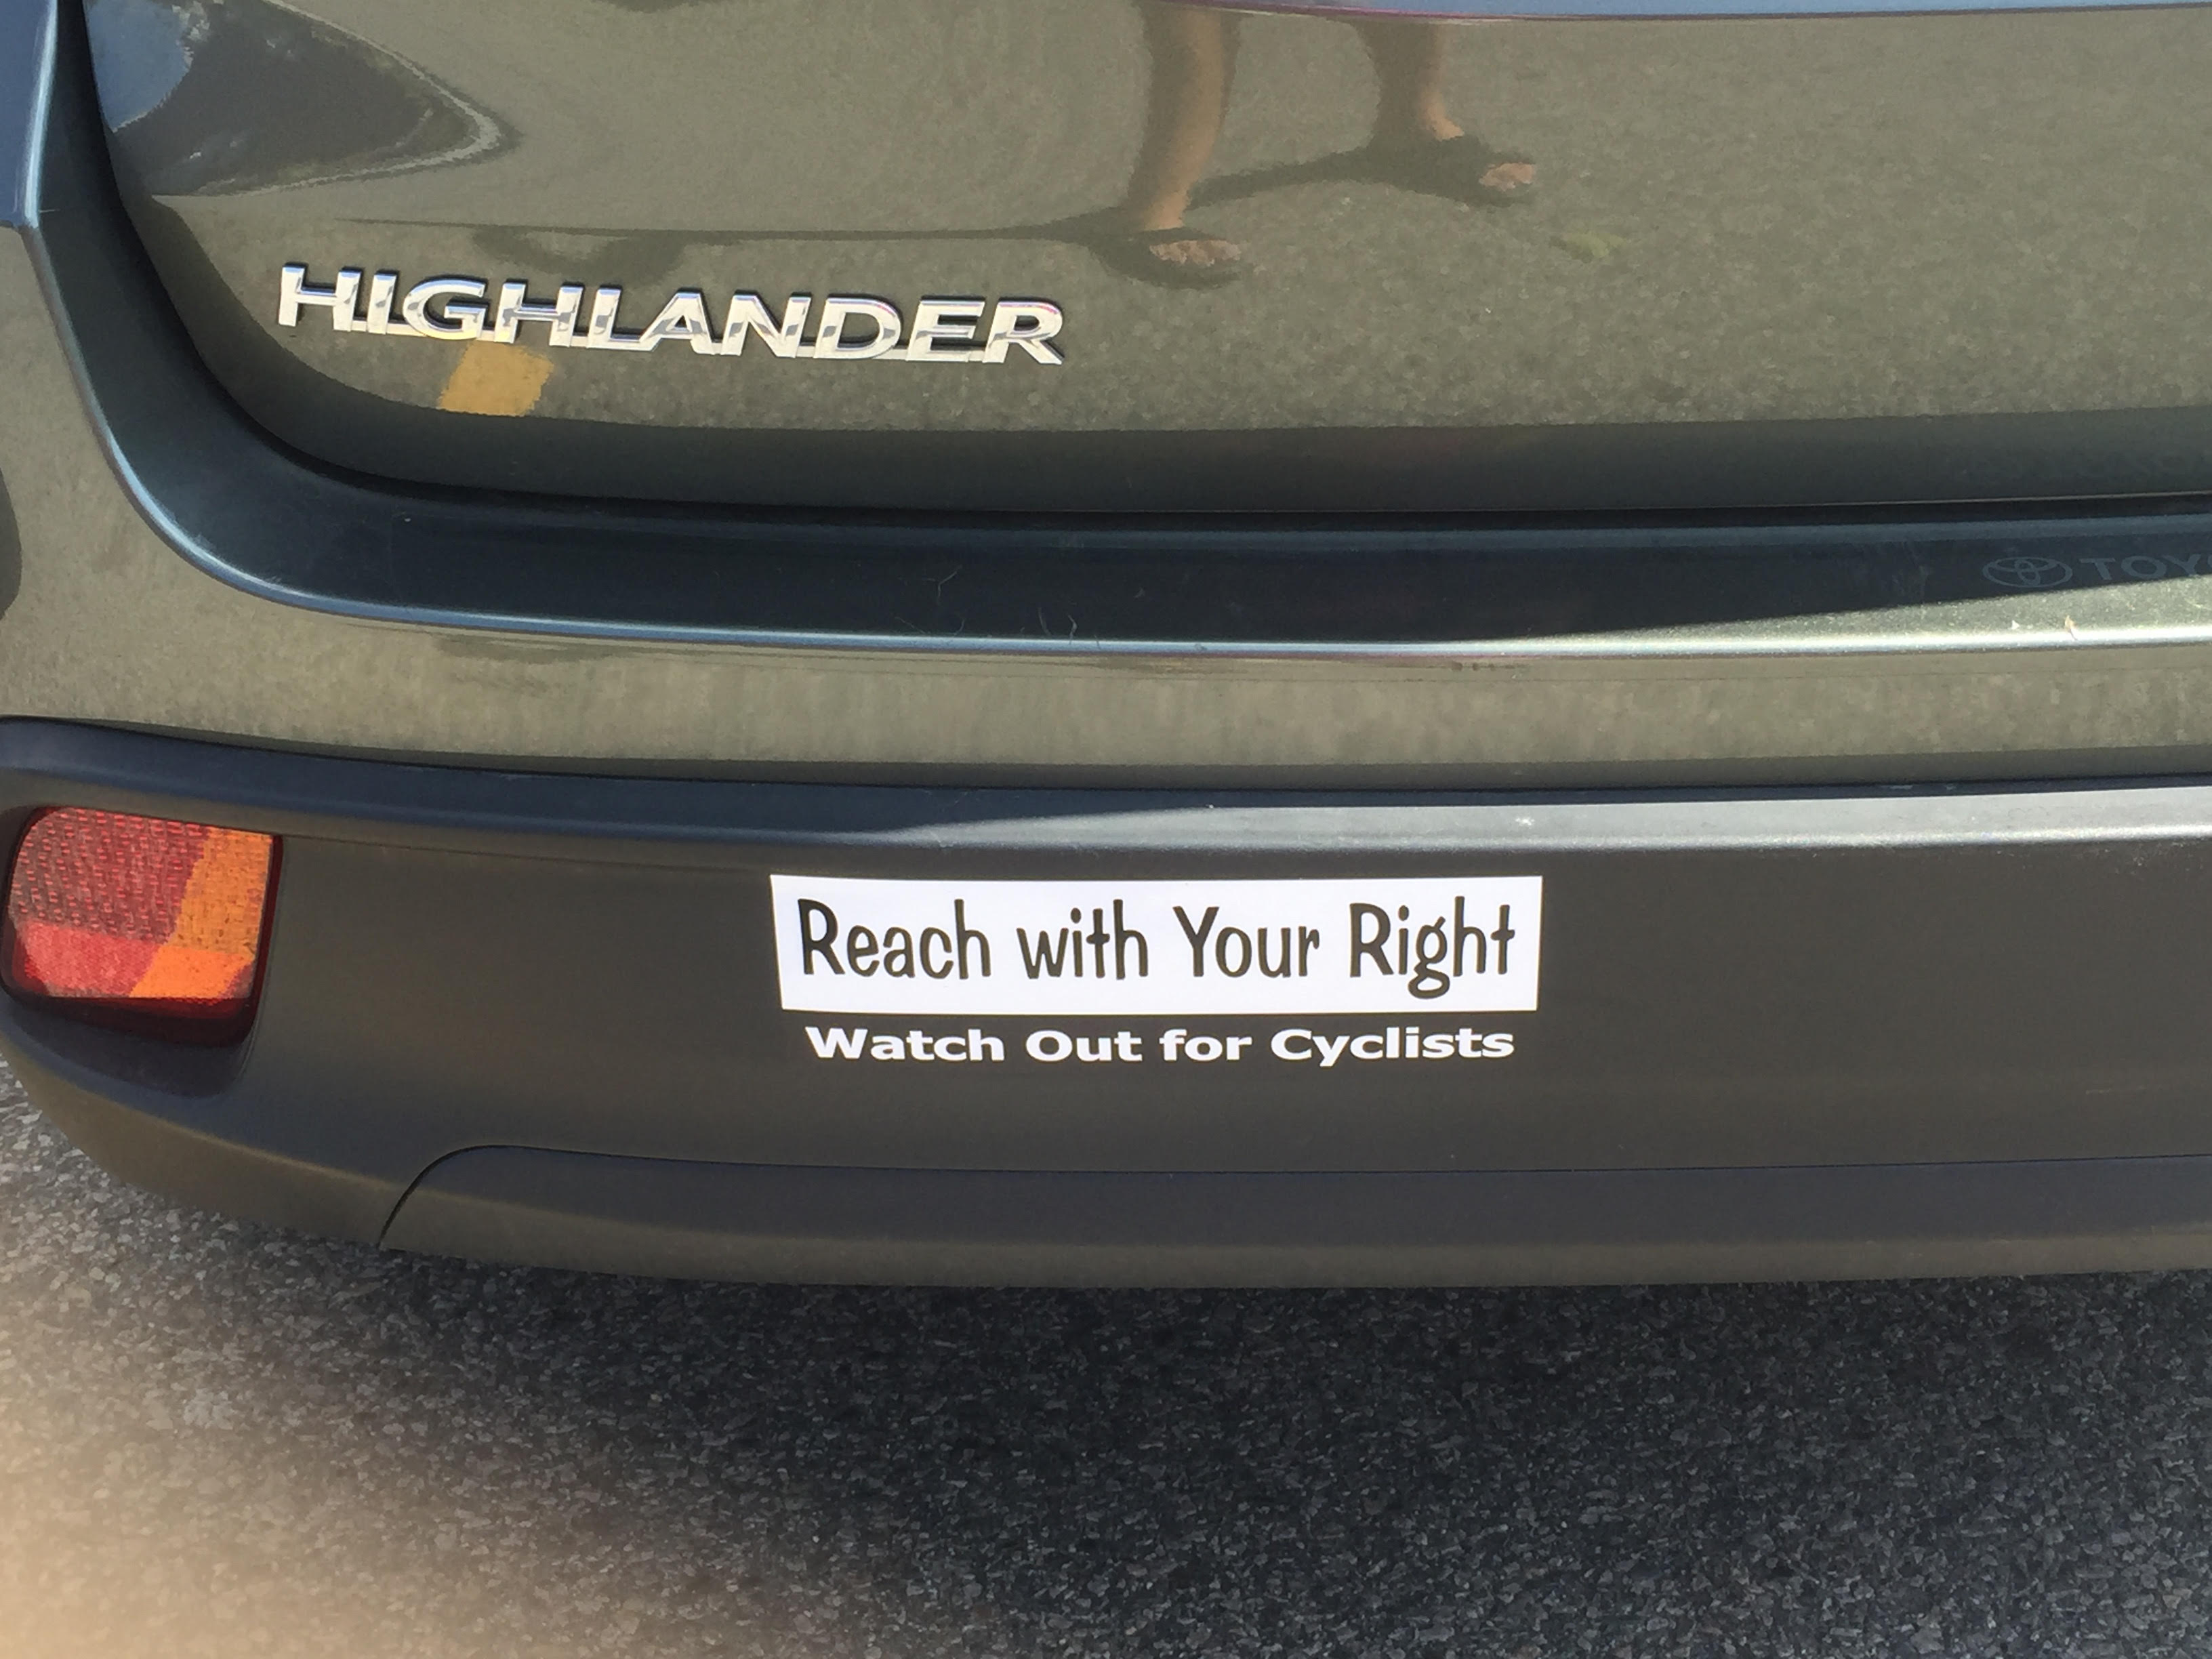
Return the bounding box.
[1361,134,1538,207]
[1088,221,1248,289]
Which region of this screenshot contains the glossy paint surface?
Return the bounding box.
[12,5,2212,783]
[84,0,2212,507]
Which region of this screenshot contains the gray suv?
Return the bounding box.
[5,0,2212,1284]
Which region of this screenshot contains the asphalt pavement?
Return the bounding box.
[5,1068,2212,1658]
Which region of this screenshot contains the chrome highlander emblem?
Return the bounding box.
[277,265,1065,365]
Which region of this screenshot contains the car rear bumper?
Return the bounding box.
[382,1149,2212,1288]
[9,716,2212,1284]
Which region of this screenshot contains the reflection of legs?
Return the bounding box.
[1360,20,1460,146]
[1115,3,1243,274]
[1356,21,1534,199]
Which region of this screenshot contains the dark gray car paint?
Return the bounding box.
[18,714,2212,1180]
[45,41,2212,658]
[18,2,2212,1282]
[15,0,2212,790]
[16,718,2212,1283]
[82,0,2212,510]
[1,0,52,225]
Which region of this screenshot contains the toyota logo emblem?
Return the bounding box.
[1982,555,2072,590]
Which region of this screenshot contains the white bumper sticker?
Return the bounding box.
[771,876,1541,1016]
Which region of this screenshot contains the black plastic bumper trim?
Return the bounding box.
[386,1147,2212,1288]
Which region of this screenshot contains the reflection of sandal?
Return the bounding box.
[1359,134,1537,207]
[1088,224,1248,289]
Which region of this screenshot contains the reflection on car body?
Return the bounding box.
[7,0,2212,1286]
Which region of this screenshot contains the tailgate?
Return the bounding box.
[81,0,2212,511]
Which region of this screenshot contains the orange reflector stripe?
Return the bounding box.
[127,827,275,1001]
[2,809,276,1030]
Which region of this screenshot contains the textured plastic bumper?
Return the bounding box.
[9,719,2212,1283]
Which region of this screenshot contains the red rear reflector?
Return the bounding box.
[2,808,277,1038]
